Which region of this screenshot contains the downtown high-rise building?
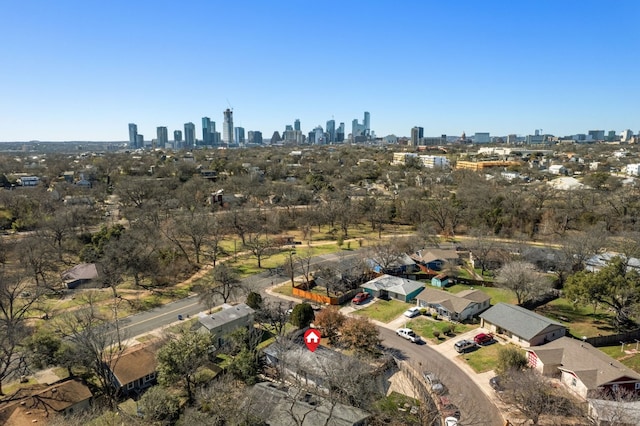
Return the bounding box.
[128,123,138,148]
[184,122,196,148]
[202,117,214,145]
[223,109,234,145]
[156,126,168,148]
[326,119,336,143]
[174,130,183,146]
[364,111,370,135]
[411,126,424,146]
[337,122,345,142]
[234,127,245,144]
[294,119,301,132]
[351,112,371,142]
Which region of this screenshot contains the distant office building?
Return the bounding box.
[621,129,633,143]
[136,134,144,148]
[422,135,446,145]
[248,130,262,144]
[128,123,138,148]
[174,130,183,145]
[184,122,196,148]
[270,131,282,144]
[223,109,234,145]
[313,126,324,144]
[202,117,214,145]
[411,127,424,146]
[234,127,245,144]
[506,134,518,144]
[326,119,336,143]
[156,126,168,148]
[588,130,605,141]
[364,111,370,135]
[337,122,345,142]
[294,119,301,132]
[474,132,491,144]
[419,155,449,169]
[526,134,546,144]
[607,130,617,142]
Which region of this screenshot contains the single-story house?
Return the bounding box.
[526,337,640,399]
[62,263,100,289]
[411,247,460,272]
[361,274,425,302]
[431,273,450,288]
[197,303,255,348]
[480,303,567,347]
[415,287,491,321]
[585,252,640,273]
[244,382,371,426]
[107,343,159,398]
[0,378,93,425]
[366,253,418,275]
[263,341,355,390]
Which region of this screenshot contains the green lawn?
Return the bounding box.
[406,316,475,344]
[447,284,516,305]
[599,344,640,373]
[354,299,412,323]
[462,343,503,373]
[535,298,617,338]
[271,283,294,297]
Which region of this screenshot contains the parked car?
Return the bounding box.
[473,332,494,345]
[396,328,422,343]
[438,396,460,420]
[489,376,504,392]
[403,307,421,318]
[351,292,370,305]
[444,417,458,426]
[454,339,476,353]
[177,314,184,320]
[422,371,445,394]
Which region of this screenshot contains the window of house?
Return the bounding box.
[635,382,640,390]
[127,382,134,390]
[571,378,577,387]
[612,384,619,392]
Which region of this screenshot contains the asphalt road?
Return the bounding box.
[379,328,503,426]
[116,250,362,339]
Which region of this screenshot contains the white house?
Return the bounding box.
[626,164,640,176]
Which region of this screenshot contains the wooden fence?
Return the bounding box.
[584,329,640,347]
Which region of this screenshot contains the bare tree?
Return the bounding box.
[198,263,242,309]
[495,261,553,305]
[56,294,128,407]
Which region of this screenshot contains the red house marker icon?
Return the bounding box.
[304,329,321,352]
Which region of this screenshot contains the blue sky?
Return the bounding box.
[1,1,638,141]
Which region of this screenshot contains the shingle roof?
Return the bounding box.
[198,303,255,331]
[361,274,424,296]
[416,287,490,315]
[480,303,565,341]
[61,263,98,282]
[527,337,640,389]
[110,343,159,387]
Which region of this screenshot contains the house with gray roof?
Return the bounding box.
[244,382,371,426]
[361,274,424,302]
[415,287,491,321]
[585,252,640,273]
[480,303,567,347]
[526,337,640,399]
[197,303,255,348]
[411,247,460,271]
[62,263,100,289]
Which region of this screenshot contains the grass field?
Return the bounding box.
[535,298,616,338]
[354,299,412,323]
[462,342,502,373]
[447,284,517,305]
[599,344,640,372]
[406,316,476,344]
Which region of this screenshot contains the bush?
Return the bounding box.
[496,345,528,375]
[419,308,427,316]
[441,325,452,335]
[246,291,263,310]
[290,303,315,328]
[433,330,441,339]
[431,312,438,320]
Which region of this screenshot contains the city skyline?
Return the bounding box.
[1,1,639,142]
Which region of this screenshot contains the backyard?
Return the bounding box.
[534,297,617,338]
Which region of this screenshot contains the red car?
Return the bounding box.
[474,332,494,345]
[351,292,370,304]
